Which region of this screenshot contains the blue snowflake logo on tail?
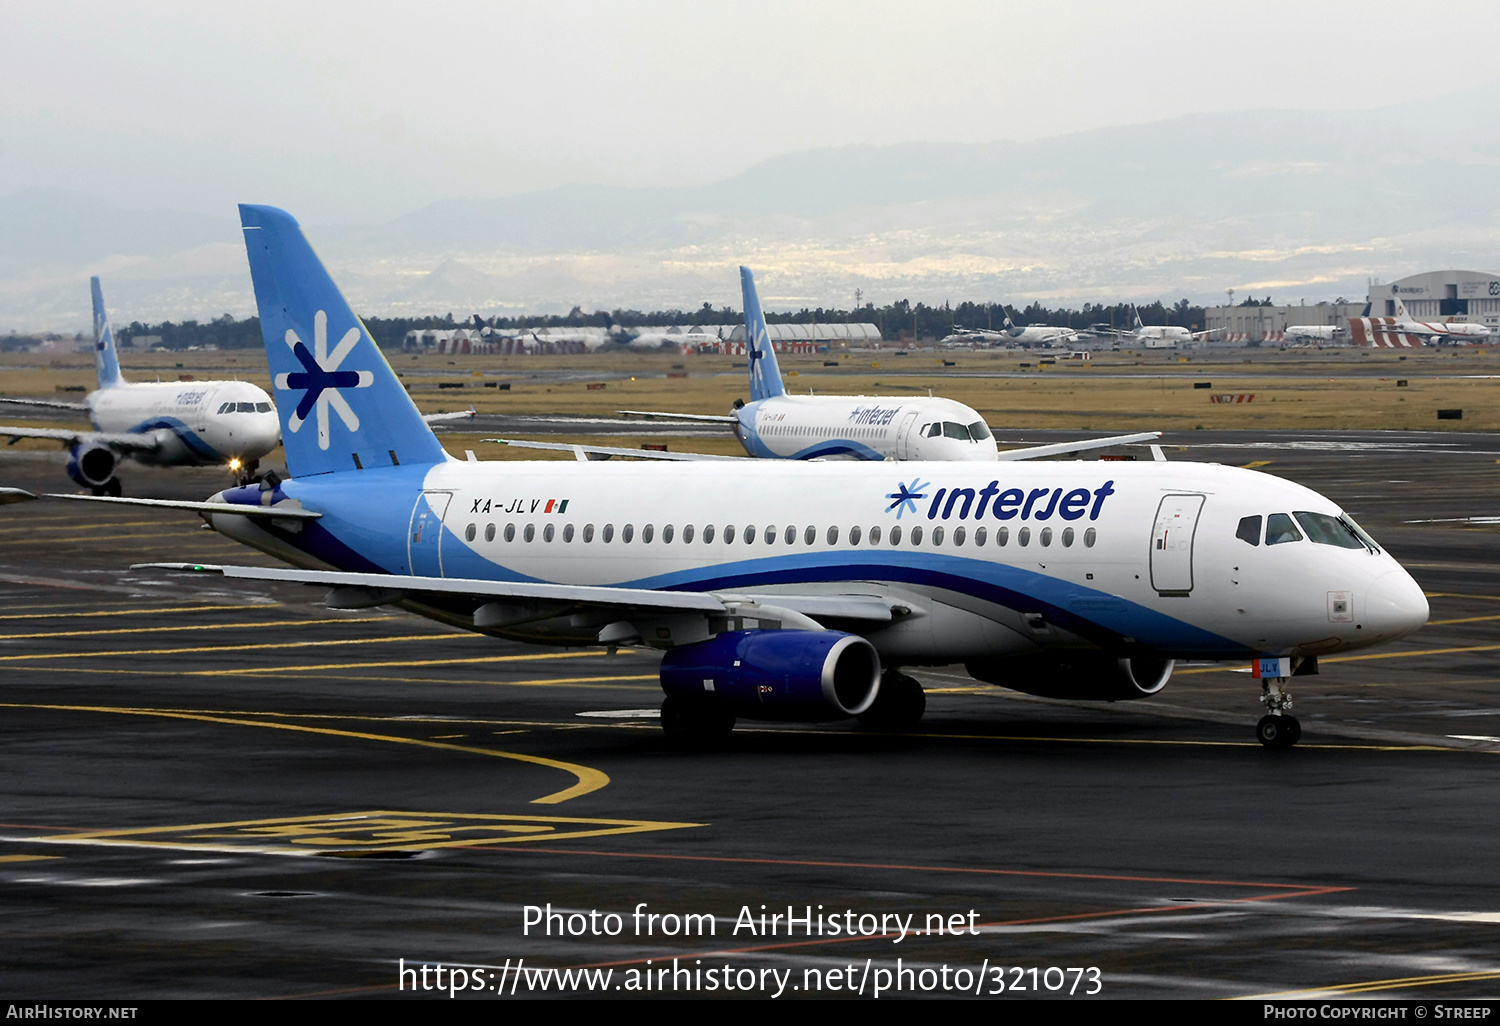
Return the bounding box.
[273,310,374,450]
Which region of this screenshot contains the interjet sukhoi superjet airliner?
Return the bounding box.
[9,206,1429,749]
[0,278,280,493]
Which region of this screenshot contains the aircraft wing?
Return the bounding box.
[136,562,904,624]
[0,425,161,453]
[616,410,740,424]
[422,406,476,425]
[0,489,322,519]
[0,396,89,412]
[995,431,1162,461]
[486,438,746,461]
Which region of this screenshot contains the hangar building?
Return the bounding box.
[1366,270,1500,332]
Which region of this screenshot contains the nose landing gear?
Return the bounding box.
[1256,677,1301,748]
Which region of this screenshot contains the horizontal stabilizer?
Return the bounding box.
[38,494,321,518]
[0,396,89,413]
[616,409,739,424]
[1,425,161,452]
[486,438,745,461]
[995,431,1162,461]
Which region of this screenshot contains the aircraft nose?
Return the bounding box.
[1365,569,1429,641]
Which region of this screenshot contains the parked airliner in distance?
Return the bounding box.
[0,278,280,493]
[4,205,1429,750]
[1285,325,1345,344]
[940,310,1080,348]
[595,269,1157,464]
[1382,294,1490,342]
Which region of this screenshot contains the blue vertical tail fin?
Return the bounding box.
[239,204,449,478]
[740,266,785,401]
[90,277,124,389]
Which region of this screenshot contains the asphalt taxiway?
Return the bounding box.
[1,432,1498,1000]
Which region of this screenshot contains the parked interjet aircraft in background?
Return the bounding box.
[551,269,1156,464]
[0,205,1430,749]
[0,278,280,493]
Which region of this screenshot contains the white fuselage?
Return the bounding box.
[213,458,1428,665]
[1286,325,1341,341]
[88,379,281,466]
[733,395,999,462]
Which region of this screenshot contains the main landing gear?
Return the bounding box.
[659,695,736,748]
[858,670,927,731]
[1256,677,1301,749]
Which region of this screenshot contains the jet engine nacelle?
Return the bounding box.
[66,442,118,490]
[965,653,1174,701]
[659,629,881,720]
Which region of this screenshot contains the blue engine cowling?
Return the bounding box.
[659,630,881,721]
[66,442,118,489]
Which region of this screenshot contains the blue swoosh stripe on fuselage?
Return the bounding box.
[237,471,1244,656]
[739,424,885,461]
[123,417,224,461]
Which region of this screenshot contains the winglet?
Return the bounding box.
[91,277,124,389]
[740,266,785,401]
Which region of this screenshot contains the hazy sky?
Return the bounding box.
[5,1,1499,223]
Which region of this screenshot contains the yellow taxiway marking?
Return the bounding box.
[1427,613,1500,626]
[0,632,474,663]
[38,810,700,856]
[0,854,61,863]
[0,519,169,536]
[258,672,659,688]
[1239,460,1273,469]
[0,615,394,641]
[1244,968,1500,998]
[1176,642,1500,674]
[190,649,614,675]
[0,603,283,621]
[0,702,607,804]
[1425,591,1500,602]
[1327,643,1500,664]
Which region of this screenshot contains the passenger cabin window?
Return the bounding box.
[1265,513,1302,545]
[1236,515,1262,546]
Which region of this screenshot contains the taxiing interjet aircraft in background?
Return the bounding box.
[0,278,280,493]
[1,205,1430,749]
[544,268,1157,464]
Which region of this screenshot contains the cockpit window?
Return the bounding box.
[924,423,940,438]
[967,420,992,440]
[1340,514,1382,554]
[217,402,231,415]
[942,421,968,440]
[236,402,256,413]
[1236,515,1261,546]
[1265,513,1303,545]
[255,402,272,413]
[1294,511,1368,550]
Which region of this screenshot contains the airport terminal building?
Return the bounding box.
[1366,269,1500,331]
[1200,301,1366,343]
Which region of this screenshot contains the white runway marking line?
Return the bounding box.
[576,709,660,719]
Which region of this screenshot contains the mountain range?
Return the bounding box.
[5,83,1498,331]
